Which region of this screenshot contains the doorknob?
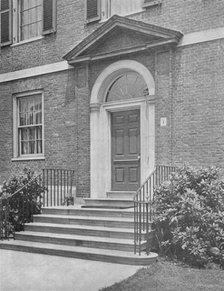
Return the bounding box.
[138,155,141,160]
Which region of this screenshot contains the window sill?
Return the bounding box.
[11,36,44,47]
[99,9,145,23]
[12,156,45,162]
[142,0,162,8]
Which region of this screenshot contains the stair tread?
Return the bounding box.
[25,222,138,233]
[34,214,134,222]
[43,206,134,213]
[17,231,143,245]
[85,198,133,201]
[0,240,157,259]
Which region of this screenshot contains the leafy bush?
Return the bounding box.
[0,168,45,234]
[152,166,224,268]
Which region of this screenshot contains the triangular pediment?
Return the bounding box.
[63,15,183,64]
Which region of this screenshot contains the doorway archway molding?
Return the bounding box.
[90,60,155,198]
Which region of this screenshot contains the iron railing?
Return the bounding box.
[134,165,175,255]
[42,169,75,207]
[0,173,42,240]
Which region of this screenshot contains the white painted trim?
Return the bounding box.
[11,36,44,47]
[91,60,155,104]
[13,90,45,159]
[0,27,224,84]
[100,9,145,23]
[90,60,155,198]
[0,61,73,83]
[178,26,224,47]
[12,156,45,161]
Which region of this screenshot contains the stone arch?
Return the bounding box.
[90,60,155,198]
[90,60,155,106]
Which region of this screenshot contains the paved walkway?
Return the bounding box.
[0,249,140,291]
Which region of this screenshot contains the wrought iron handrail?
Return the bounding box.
[0,173,42,240]
[134,165,175,255]
[42,169,75,207]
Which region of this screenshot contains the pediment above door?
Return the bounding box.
[63,15,183,64]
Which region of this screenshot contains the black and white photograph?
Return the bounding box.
[0,0,224,290]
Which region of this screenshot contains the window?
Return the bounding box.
[19,0,42,41]
[101,0,143,21]
[106,72,149,102]
[86,0,161,22]
[0,0,12,45]
[0,0,56,46]
[13,92,44,158]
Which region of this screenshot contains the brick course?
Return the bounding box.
[1,1,224,196]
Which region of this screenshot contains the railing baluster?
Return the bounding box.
[43,169,45,207]
[139,202,142,256]
[133,165,176,256]
[57,169,59,206]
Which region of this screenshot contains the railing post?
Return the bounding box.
[0,199,3,240]
[146,202,149,255]
[133,165,176,256]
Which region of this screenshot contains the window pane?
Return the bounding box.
[21,141,29,154]
[102,0,142,19]
[36,126,42,139]
[29,141,35,154]
[17,94,43,156]
[37,140,42,153]
[20,0,42,41]
[106,72,148,102]
[20,128,28,141]
[28,127,35,140]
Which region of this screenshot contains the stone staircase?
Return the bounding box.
[0,198,158,265]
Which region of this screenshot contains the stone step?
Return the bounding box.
[15,231,147,252]
[83,198,134,209]
[25,222,141,240]
[0,240,158,265]
[107,191,136,199]
[42,207,134,218]
[33,214,135,229]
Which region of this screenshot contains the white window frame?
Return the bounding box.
[13,90,45,161]
[12,0,44,44]
[100,0,144,21]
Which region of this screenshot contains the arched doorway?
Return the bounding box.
[90,60,155,198]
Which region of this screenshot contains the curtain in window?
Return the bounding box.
[18,95,42,155]
[102,0,141,19]
[20,0,42,41]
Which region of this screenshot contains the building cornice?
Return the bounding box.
[63,15,182,63]
[0,26,224,84]
[0,61,73,84]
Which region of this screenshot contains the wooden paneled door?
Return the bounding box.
[111,110,140,191]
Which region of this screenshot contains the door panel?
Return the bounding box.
[111,110,140,191]
[115,129,125,155]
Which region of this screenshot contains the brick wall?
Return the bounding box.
[0,69,91,196]
[1,0,224,74]
[1,0,224,195]
[1,37,224,192]
[173,38,224,167]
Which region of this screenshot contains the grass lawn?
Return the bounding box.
[101,259,224,291]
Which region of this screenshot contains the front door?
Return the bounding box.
[111,110,140,191]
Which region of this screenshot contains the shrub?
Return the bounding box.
[0,168,45,234]
[152,166,224,268]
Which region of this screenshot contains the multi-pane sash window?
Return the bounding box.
[86,0,160,22]
[0,0,56,46]
[20,0,42,41]
[17,94,43,156]
[101,0,143,20]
